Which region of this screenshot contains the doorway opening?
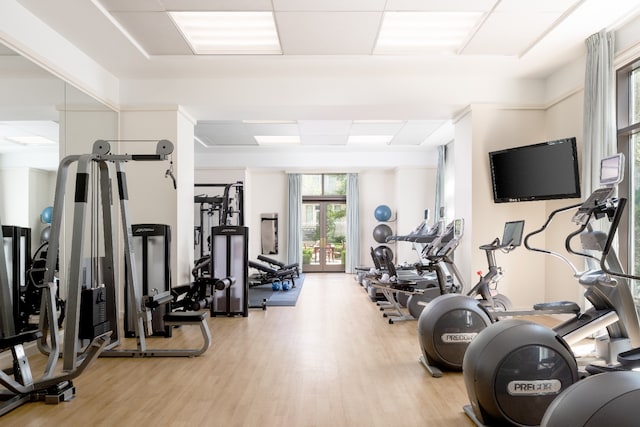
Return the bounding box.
[301,174,346,273]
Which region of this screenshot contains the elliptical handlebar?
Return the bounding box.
[524,202,584,276]
[525,192,639,282]
[598,197,640,281]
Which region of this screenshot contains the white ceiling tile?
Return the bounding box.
[298,120,352,136]
[276,12,382,54]
[244,123,299,135]
[273,0,386,12]
[495,0,581,13]
[300,135,347,145]
[389,120,443,145]
[463,12,562,55]
[349,122,405,135]
[195,122,257,145]
[98,0,164,12]
[161,0,274,12]
[112,12,192,54]
[384,0,496,12]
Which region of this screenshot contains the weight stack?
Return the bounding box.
[79,287,110,339]
[2,226,31,332]
[211,225,248,317]
[124,224,172,337]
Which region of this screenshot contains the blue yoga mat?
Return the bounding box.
[248,274,305,307]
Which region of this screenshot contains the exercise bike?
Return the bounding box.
[416,220,525,377]
[463,153,640,426]
[416,219,578,378]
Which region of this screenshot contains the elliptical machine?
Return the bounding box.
[462,153,640,426]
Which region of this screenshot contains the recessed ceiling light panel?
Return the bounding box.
[374,11,483,54]
[169,11,282,54]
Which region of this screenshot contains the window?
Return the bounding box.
[301,174,346,197]
[616,60,640,310]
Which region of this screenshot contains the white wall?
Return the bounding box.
[359,169,395,265]
[195,168,245,186]
[246,170,287,263]
[55,108,118,298]
[28,168,56,249]
[543,91,587,306]
[119,109,195,288]
[453,111,473,289]
[0,168,29,227]
[0,167,55,254]
[393,167,436,264]
[455,106,554,308]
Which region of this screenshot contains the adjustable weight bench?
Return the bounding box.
[256,255,300,277]
[249,260,297,287]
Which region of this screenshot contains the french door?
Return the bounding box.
[302,201,346,272]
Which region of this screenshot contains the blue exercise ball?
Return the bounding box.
[373,223,393,243]
[41,206,53,224]
[374,205,392,222]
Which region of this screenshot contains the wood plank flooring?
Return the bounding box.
[2,273,474,426]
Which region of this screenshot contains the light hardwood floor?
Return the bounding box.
[2,273,474,427]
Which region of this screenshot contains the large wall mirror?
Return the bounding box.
[0,43,118,296]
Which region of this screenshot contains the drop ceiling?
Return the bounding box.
[10,0,640,151]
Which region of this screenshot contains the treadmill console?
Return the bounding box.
[453,218,464,239]
[572,153,624,225]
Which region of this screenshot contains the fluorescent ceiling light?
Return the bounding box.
[254,135,300,145]
[169,11,281,54]
[374,12,483,54]
[5,136,56,145]
[348,135,394,144]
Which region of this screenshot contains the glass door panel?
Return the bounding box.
[632,133,640,311]
[302,201,346,272]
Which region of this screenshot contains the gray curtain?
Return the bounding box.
[346,173,360,274]
[434,145,445,222]
[287,174,302,268]
[582,30,616,195]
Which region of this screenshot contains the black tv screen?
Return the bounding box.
[489,137,580,203]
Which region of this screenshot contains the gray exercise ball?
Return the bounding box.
[40,225,51,243]
[373,223,392,243]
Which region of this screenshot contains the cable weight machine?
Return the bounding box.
[39,139,211,362]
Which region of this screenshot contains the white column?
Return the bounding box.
[119,108,195,288]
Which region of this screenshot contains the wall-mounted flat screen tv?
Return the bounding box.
[489,137,580,203]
